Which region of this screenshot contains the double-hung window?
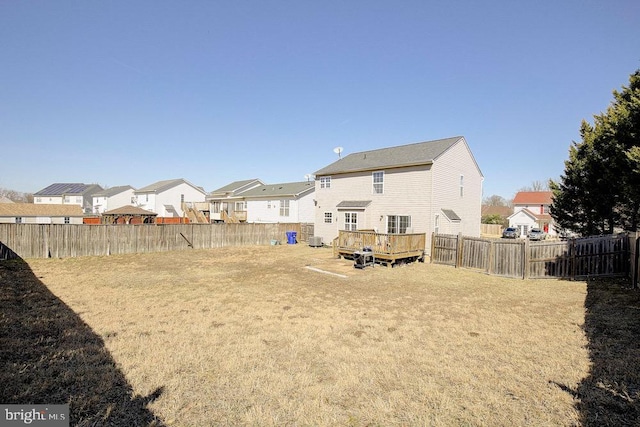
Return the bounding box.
[280,200,290,217]
[324,212,333,223]
[320,176,331,189]
[373,171,384,194]
[459,175,464,197]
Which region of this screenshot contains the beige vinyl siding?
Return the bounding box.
[431,139,482,238]
[314,165,433,244]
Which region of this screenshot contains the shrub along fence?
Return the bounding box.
[0,223,307,260]
[431,232,634,285]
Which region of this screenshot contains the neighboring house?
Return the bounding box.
[508,191,555,237]
[133,178,207,218]
[0,203,84,224]
[92,185,136,214]
[33,183,103,213]
[240,181,315,223]
[207,179,264,223]
[313,136,483,252]
[0,196,14,203]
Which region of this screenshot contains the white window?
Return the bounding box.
[180,194,185,203]
[320,176,331,189]
[36,197,41,203]
[212,202,220,213]
[64,196,70,203]
[145,194,149,202]
[280,199,290,217]
[235,201,246,211]
[344,212,357,231]
[75,196,82,203]
[373,171,384,194]
[324,212,333,223]
[435,214,440,234]
[387,215,411,233]
[267,201,272,209]
[15,217,22,224]
[459,175,464,197]
[64,217,70,224]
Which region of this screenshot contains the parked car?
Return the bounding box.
[527,228,546,241]
[502,227,521,239]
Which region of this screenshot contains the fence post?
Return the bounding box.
[430,232,436,263]
[488,240,495,275]
[522,238,530,279]
[456,232,464,268]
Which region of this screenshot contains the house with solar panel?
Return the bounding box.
[313,136,483,255]
[33,183,104,214]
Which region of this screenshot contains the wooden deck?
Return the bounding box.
[333,230,426,266]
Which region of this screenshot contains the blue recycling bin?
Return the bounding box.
[286,231,297,244]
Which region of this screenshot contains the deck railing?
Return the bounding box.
[333,230,426,264]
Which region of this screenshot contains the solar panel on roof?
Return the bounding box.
[34,183,91,195]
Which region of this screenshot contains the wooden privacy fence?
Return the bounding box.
[432,232,631,281]
[0,223,305,259]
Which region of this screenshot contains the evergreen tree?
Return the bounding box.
[551,69,640,234]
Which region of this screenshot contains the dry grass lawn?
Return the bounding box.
[2,244,603,425]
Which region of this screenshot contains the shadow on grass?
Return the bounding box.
[554,277,640,426]
[0,258,165,426]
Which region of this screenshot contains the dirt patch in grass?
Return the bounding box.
[3,244,627,425]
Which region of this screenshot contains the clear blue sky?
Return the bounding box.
[1,1,639,200]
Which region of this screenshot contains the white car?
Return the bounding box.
[527,228,546,241]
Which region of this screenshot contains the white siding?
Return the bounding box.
[0,216,82,224]
[246,192,314,223]
[430,139,483,240]
[106,189,136,212]
[34,196,63,204]
[136,184,206,217]
[314,165,433,245]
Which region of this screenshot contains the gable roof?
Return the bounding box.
[93,185,135,197]
[314,136,464,176]
[34,183,103,196]
[135,178,206,195]
[0,196,14,203]
[103,206,157,216]
[240,181,315,198]
[513,191,553,205]
[0,203,84,217]
[210,179,263,195]
[508,208,552,221]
